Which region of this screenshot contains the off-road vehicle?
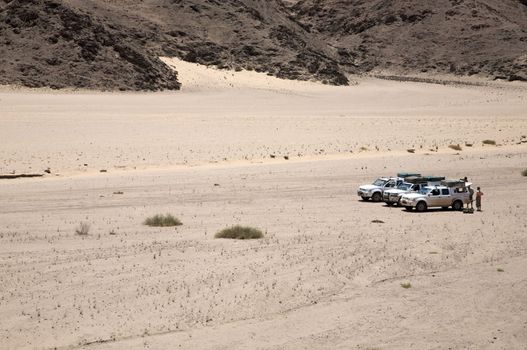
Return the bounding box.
[383,176,445,205]
[399,180,470,212]
[357,177,404,202]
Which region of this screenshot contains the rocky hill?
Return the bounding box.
[292,0,527,81]
[0,0,526,90]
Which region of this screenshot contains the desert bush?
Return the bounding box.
[75,222,90,235]
[482,139,496,145]
[400,282,412,289]
[144,214,182,227]
[448,144,462,151]
[215,225,264,239]
[522,169,527,177]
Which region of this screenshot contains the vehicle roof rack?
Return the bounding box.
[405,176,445,183]
[441,179,466,188]
[397,172,422,178]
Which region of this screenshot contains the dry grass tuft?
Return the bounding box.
[144,214,182,227]
[482,139,496,145]
[75,222,90,235]
[215,225,264,239]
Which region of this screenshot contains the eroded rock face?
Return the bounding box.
[0,0,181,90]
[291,0,527,80]
[0,0,349,90]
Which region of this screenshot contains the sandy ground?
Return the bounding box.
[1,62,527,349]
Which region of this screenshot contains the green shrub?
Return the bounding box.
[215,225,264,239]
[144,214,182,227]
[400,282,412,289]
[482,139,496,145]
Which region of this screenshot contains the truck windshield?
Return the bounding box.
[419,187,431,195]
[397,183,412,190]
[373,179,387,186]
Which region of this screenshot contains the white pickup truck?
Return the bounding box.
[399,182,470,212]
[357,177,404,202]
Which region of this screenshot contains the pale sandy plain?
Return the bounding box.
[1,59,527,349]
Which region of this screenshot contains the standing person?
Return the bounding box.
[476,187,484,211]
[467,185,474,209]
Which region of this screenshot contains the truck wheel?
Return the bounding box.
[361,196,369,201]
[405,206,413,211]
[452,200,463,211]
[416,201,427,212]
[386,201,393,206]
[372,192,382,202]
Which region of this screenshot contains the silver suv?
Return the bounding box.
[399,182,470,212]
[357,177,404,202]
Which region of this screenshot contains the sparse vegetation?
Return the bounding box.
[400,282,412,289]
[522,169,527,177]
[482,139,496,145]
[144,214,182,227]
[407,148,415,153]
[215,225,264,239]
[449,144,462,151]
[75,222,90,235]
[465,142,473,147]
[497,268,504,272]
[429,251,439,254]
[371,219,385,224]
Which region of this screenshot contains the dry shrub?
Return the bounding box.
[75,222,90,235]
[144,214,182,227]
[215,225,264,239]
[482,139,496,145]
[448,144,462,151]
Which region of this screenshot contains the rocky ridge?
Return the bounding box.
[0,0,526,90]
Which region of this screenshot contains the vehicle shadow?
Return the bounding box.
[402,208,465,214]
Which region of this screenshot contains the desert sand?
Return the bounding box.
[1,62,527,349]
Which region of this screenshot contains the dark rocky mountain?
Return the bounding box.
[292,0,527,81]
[0,0,526,90]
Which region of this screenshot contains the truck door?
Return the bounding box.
[439,188,451,206]
[428,188,442,206]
